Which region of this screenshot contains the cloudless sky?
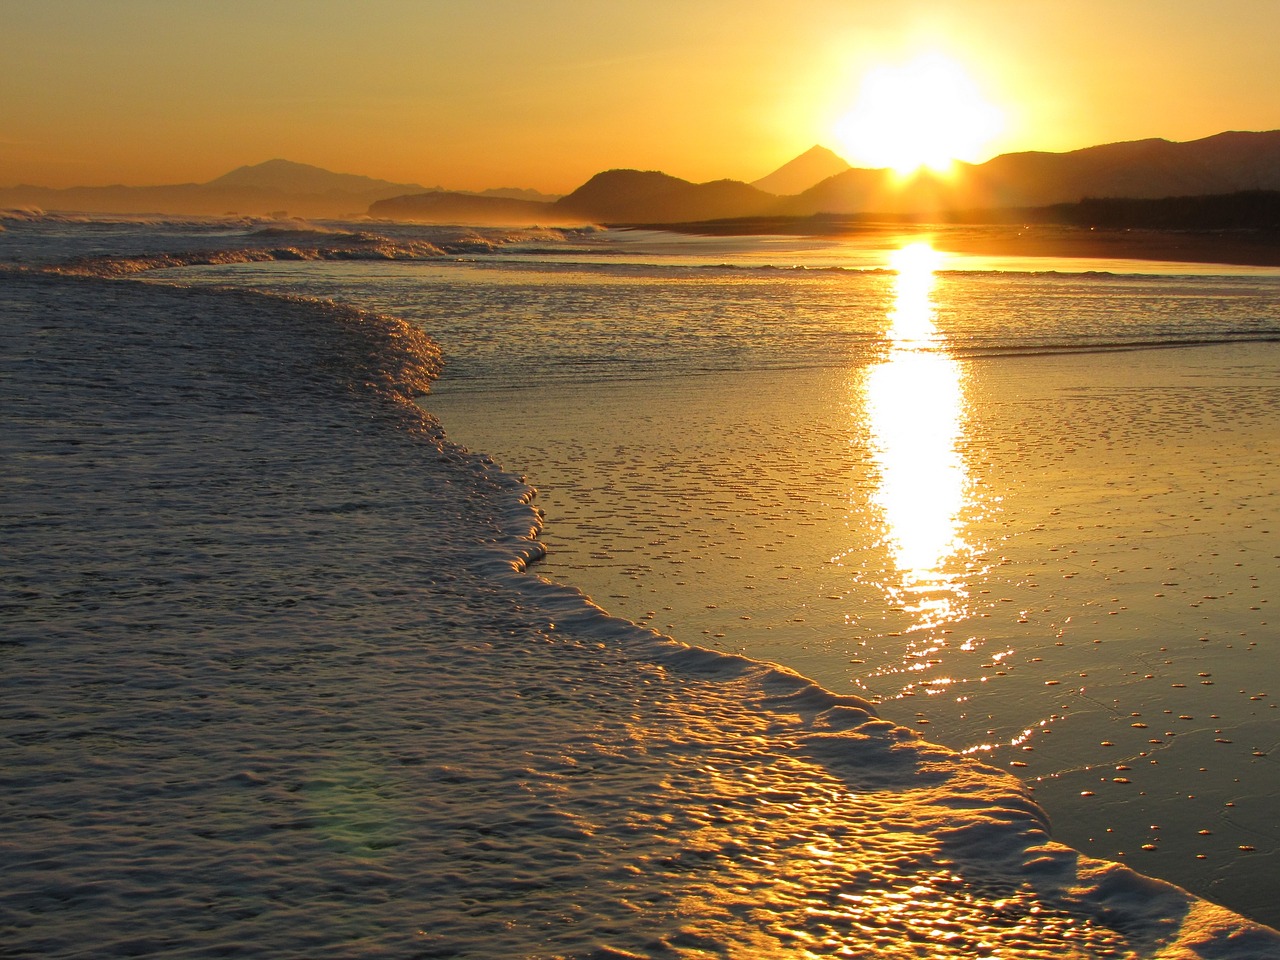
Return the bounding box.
[3,0,1278,191]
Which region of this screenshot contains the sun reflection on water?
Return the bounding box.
[863,242,972,620]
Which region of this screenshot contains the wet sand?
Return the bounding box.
[429,338,1280,925]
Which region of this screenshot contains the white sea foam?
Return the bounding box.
[2,243,1278,956]
[400,253,1280,922]
[0,212,604,278]
[128,235,1280,919]
[1,205,56,221]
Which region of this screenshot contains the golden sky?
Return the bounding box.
[3,0,1278,192]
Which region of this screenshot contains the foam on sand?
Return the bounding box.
[1,266,1277,957]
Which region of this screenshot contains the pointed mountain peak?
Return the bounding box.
[751,145,851,196]
[796,144,850,164]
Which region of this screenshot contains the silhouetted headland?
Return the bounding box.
[633,191,1280,267]
[5,131,1280,265]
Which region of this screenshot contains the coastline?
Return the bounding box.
[58,225,1280,923]
[934,223,1280,268]
[633,219,1280,268]
[4,242,1278,955]
[410,244,1280,927]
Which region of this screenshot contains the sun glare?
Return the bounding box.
[834,53,1005,176]
[864,241,970,590]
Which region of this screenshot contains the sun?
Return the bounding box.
[833,53,1005,176]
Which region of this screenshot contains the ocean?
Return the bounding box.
[2,212,1278,957]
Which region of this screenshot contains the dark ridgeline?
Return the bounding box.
[0,159,439,219]
[373,169,782,225]
[370,130,1280,227]
[0,159,560,221]
[373,170,780,225]
[351,130,1280,229]
[4,130,1280,230]
[551,170,777,224]
[783,130,1280,215]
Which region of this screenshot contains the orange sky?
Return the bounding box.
[3,0,1278,192]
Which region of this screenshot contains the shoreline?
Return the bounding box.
[6,229,1279,953]
[416,256,1280,928]
[632,219,1280,268]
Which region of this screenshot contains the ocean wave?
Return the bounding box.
[4,246,1277,955]
[0,207,284,229]
[248,224,362,239]
[484,558,1279,956]
[12,218,606,277]
[1,205,61,221]
[45,239,450,277]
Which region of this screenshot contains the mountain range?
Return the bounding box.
[0,159,560,219]
[784,131,1280,217]
[375,131,1280,226]
[4,131,1280,226]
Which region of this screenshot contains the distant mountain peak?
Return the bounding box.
[205,159,428,195]
[786,128,1280,216]
[222,158,323,175]
[797,145,849,164]
[752,145,851,196]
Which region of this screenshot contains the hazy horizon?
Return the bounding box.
[4,0,1279,194]
[7,128,1280,205]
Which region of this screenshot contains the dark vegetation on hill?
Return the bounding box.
[4,132,1279,234]
[1013,190,1280,230]
[551,170,778,223]
[650,191,1280,235]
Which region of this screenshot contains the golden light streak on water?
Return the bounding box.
[863,243,972,621]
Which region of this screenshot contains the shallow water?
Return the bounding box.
[4,217,1279,955]
[146,237,1280,924]
[430,342,1280,916]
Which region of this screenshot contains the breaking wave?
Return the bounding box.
[1,221,1278,956]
